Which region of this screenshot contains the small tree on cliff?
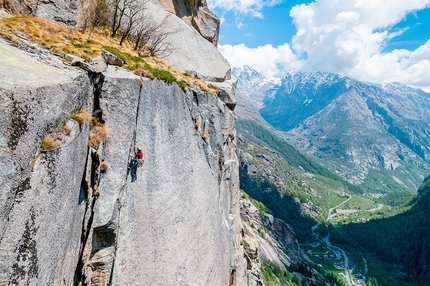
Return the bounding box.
[131,15,176,57]
[118,2,144,45]
[81,0,111,36]
[110,0,135,37]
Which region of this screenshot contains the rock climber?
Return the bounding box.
[128,146,144,182]
[135,146,144,165]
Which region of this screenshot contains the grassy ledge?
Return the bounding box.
[0,15,216,93]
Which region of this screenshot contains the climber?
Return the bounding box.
[128,158,138,182]
[135,146,144,166]
[128,146,144,182]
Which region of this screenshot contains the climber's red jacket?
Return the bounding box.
[135,150,143,160]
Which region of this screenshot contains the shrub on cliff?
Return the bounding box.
[88,117,109,148]
[70,110,91,125]
[40,136,61,151]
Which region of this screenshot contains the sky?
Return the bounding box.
[207,0,430,91]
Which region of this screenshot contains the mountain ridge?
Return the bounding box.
[234,65,430,192]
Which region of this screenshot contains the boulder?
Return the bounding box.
[68,50,123,73]
[90,56,108,72]
[158,0,220,45]
[193,6,220,45]
[69,54,107,73]
[101,50,124,67]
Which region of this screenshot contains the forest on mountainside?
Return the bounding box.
[237,120,363,194]
[330,176,430,286]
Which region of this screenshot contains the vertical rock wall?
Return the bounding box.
[78,72,246,285]
[0,40,245,284]
[0,39,93,284]
[109,79,244,285]
[80,66,142,285]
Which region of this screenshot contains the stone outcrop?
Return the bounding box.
[0,0,96,26]
[158,0,220,45]
[0,35,245,285]
[208,76,238,111]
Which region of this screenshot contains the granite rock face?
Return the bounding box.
[158,0,220,45]
[0,37,245,285]
[144,0,231,82]
[110,79,244,285]
[0,0,96,26]
[1,0,230,82]
[0,38,92,285]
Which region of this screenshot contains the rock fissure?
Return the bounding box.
[108,78,145,285]
[74,149,91,285]
[73,72,107,286]
[92,74,104,121]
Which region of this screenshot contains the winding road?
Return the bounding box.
[328,197,384,221]
[327,195,351,220]
[366,203,383,212]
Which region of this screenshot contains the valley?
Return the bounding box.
[236,115,428,285]
[233,67,430,286]
[237,119,420,285]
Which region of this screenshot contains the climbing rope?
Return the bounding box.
[39,119,85,153]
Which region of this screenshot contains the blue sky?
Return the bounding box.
[208,0,430,91]
[217,0,307,48]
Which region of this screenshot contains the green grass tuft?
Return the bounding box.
[103,46,187,89]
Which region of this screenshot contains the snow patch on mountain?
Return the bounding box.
[232,65,280,108]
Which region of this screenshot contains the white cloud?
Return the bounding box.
[216,0,430,90]
[207,0,281,18]
[218,43,303,79]
[288,0,430,89]
[348,40,430,90]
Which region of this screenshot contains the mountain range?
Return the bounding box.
[233,66,430,193]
